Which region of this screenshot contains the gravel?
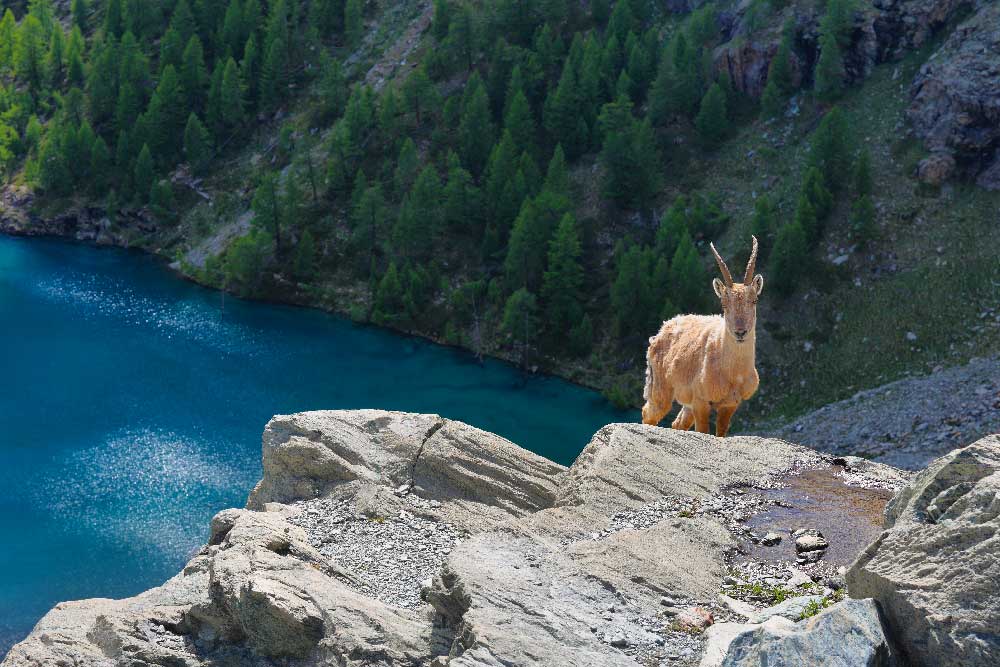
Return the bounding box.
[770,356,1000,470]
[286,494,464,609]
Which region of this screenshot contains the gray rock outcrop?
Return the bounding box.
[3,409,993,667]
[847,434,1000,666]
[908,2,1000,188]
[717,599,899,667]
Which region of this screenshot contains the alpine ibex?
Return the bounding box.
[641,237,763,436]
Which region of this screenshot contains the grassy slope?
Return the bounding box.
[701,41,1000,427]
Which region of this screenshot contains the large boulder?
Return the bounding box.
[847,435,1000,666]
[907,2,1000,188]
[716,599,899,667]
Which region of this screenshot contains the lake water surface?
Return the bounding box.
[0,235,632,656]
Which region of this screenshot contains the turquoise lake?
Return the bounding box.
[0,235,632,656]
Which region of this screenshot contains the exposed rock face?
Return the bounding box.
[717,599,900,666]
[2,410,990,667]
[848,435,1000,666]
[713,0,973,98]
[907,2,1000,188]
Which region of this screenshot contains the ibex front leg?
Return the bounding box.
[716,404,738,438]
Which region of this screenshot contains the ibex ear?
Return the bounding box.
[712,278,726,298]
[752,274,764,295]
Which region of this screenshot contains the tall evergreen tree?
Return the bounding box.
[769,219,807,296]
[543,60,587,158]
[814,24,845,102]
[71,0,88,32]
[541,212,584,337]
[501,287,539,368]
[695,82,728,146]
[181,36,208,110]
[183,112,212,173]
[458,74,494,178]
[251,172,282,251]
[344,0,362,46]
[15,15,47,96]
[133,143,155,203]
[220,57,244,129]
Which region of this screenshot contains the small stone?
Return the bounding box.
[795,532,830,553]
[906,331,918,341]
[608,632,629,648]
[761,532,782,546]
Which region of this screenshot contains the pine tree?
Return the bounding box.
[503,89,535,157]
[71,0,88,32]
[317,53,346,121]
[220,57,244,129]
[695,82,728,146]
[543,60,587,159]
[598,94,659,208]
[793,191,818,250]
[344,0,362,46]
[89,135,111,194]
[504,195,563,290]
[146,64,186,161]
[104,0,124,37]
[183,112,212,173]
[769,18,795,94]
[393,137,419,195]
[445,5,477,71]
[0,11,17,73]
[372,262,405,325]
[591,0,611,24]
[160,27,184,71]
[293,229,317,280]
[352,183,387,309]
[541,212,584,337]
[44,26,65,87]
[431,0,452,41]
[669,231,709,313]
[181,36,208,110]
[543,144,569,197]
[15,15,47,96]
[66,27,85,86]
[259,33,287,109]
[402,65,436,125]
[393,166,443,260]
[458,74,494,178]
[133,144,155,204]
[251,172,282,251]
[610,242,655,335]
[484,130,520,228]
[501,287,539,368]
[768,220,807,296]
[150,179,177,224]
[240,35,259,107]
[760,78,784,119]
[814,25,845,103]
[855,146,872,197]
[850,194,876,243]
[801,166,832,222]
[443,150,480,231]
[220,0,244,56]
[205,59,225,135]
[809,107,852,190]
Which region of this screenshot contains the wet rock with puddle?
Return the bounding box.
[745,465,898,568]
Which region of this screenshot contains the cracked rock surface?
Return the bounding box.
[2,410,992,667]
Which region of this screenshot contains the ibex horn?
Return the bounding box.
[744,235,759,285]
[709,242,734,287]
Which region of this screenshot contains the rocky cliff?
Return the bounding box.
[3,411,997,666]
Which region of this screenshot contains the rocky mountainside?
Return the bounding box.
[4,410,996,666]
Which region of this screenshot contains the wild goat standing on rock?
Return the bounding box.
[642,237,763,436]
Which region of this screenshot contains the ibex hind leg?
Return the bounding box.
[671,406,694,431]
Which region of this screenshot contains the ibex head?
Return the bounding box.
[709,236,764,344]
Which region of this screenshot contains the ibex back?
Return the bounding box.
[641,237,763,437]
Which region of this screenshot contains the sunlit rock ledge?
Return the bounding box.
[4,410,997,667]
